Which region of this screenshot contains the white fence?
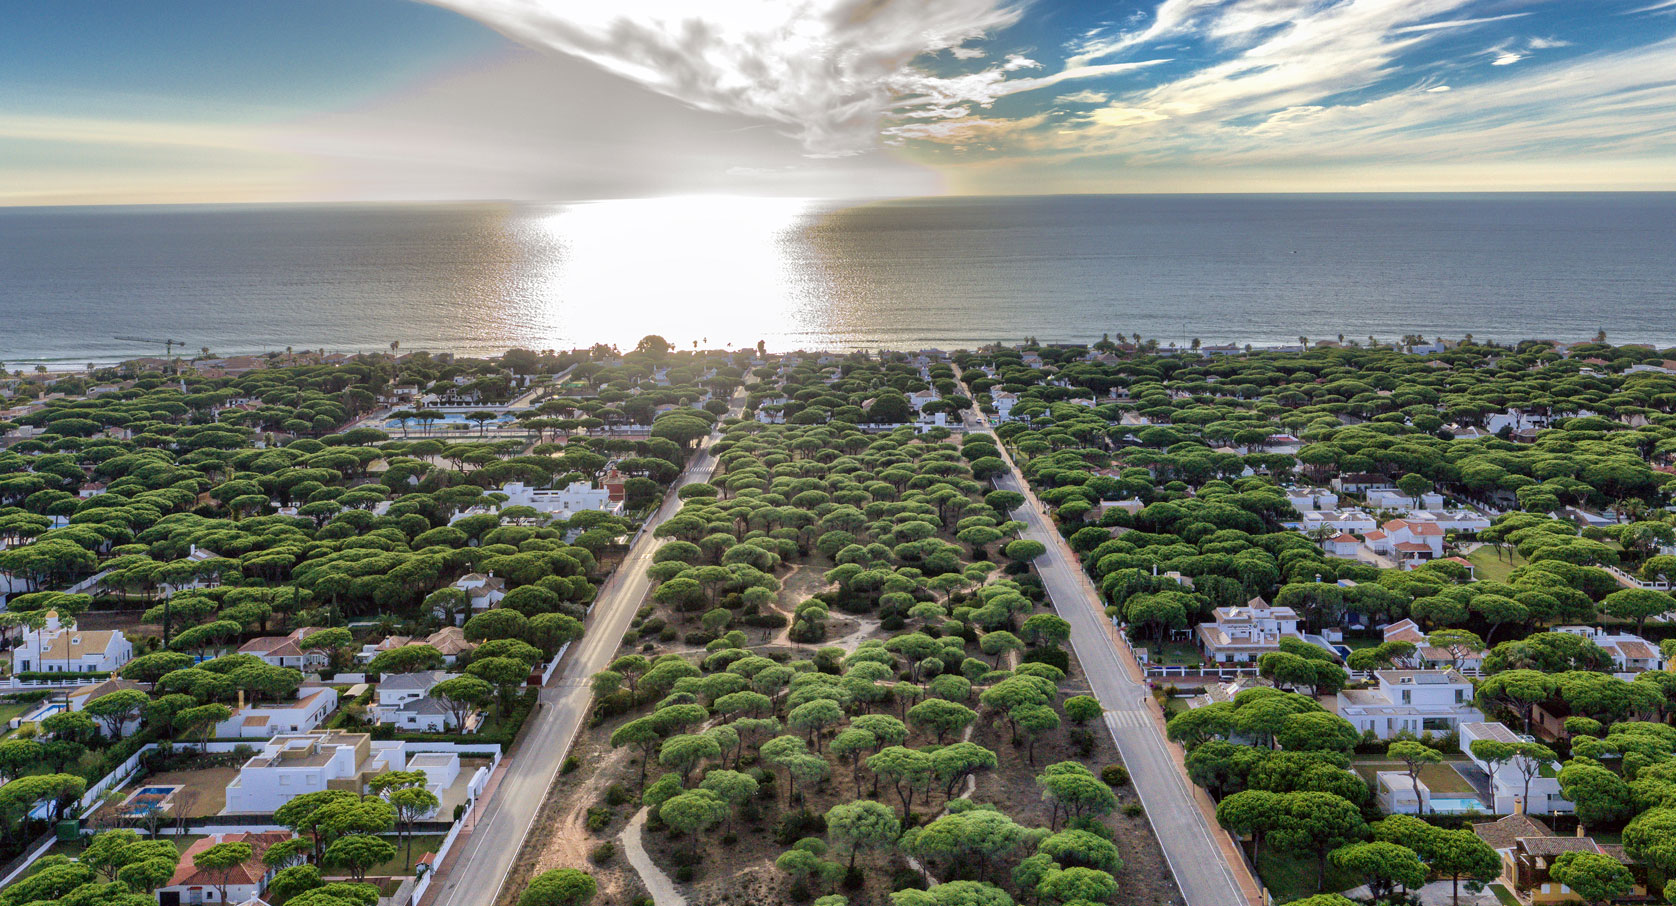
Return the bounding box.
[537,640,571,686]
[0,676,106,690]
[0,835,58,888]
[1605,564,1673,591]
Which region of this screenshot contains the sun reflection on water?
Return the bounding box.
[515,195,837,351]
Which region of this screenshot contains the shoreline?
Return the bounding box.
[5,331,1668,376]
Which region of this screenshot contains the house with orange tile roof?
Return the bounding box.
[238,628,332,670]
[157,831,294,905]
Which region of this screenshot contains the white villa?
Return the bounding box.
[1299,509,1379,535]
[1195,597,1305,664]
[1336,669,1483,739]
[373,670,477,733]
[1285,487,1340,513]
[499,480,621,518]
[237,628,332,670]
[158,831,293,906]
[224,730,414,813]
[453,573,507,613]
[1460,722,1574,816]
[1367,489,1446,511]
[212,687,338,740]
[1322,533,1362,558]
[990,391,1019,421]
[1363,518,1446,566]
[12,611,132,674]
[1554,626,1666,674]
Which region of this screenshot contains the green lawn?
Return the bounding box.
[1255,847,1361,903]
[367,833,447,875]
[1466,547,1528,584]
[0,701,32,738]
[1353,761,1476,793]
[1489,883,1520,906]
[1146,641,1202,667]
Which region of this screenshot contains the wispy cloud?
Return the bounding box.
[1056,90,1110,104]
[918,0,1676,190]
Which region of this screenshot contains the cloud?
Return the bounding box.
[416,0,1032,156]
[922,0,1676,192]
[1083,106,1170,128]
[1628,0,1676,13]
[1056,90,1110,104]
[1393,13,1531,33]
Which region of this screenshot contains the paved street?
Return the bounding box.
[427,405,733,906]
[973,404,1259,906]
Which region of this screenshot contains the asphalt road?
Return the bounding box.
[427,418,730,906]
[976,411,1251,906]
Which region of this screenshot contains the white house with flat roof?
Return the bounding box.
[497,480,621,518]
[1195,597,1305,664]
[1299,509,1378,535]
[1284,487,1340,513]
[12,611,132,674]
[1460,722,1574,816]
[1336,669,1482,739]
[223,730,407,814]
[212,687,338,740]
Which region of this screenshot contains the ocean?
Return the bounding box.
[1,193,1673,365]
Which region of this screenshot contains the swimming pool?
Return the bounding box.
[1429,797,1487,814]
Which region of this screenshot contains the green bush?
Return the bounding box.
[1101,764,1130,787]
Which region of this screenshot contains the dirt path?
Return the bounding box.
[903,722,980,887]
[529,747,630,873]
[622,808,688,906]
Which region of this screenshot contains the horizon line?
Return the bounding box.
[5,188,1676,211]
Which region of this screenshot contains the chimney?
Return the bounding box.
[237,689,245,711]
[1576,821,1586,838]
[1513,795,1524,816]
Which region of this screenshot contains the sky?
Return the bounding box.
[4,0,1675,205]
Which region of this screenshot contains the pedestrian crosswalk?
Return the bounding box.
[1105,709,1153,729]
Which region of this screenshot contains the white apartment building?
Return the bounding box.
[1336,669,1483,738]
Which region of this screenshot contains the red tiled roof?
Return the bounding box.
[167,832,294,889]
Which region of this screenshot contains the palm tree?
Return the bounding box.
[390,340,400,355]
